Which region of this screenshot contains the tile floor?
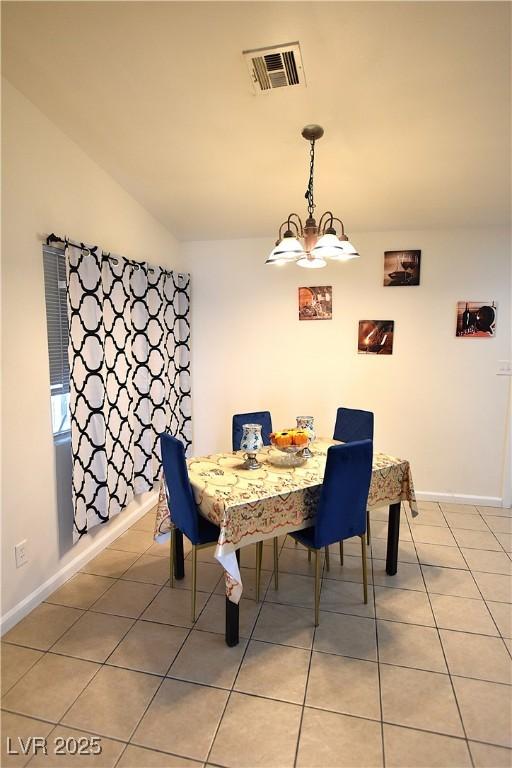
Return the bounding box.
[1,502,511,768]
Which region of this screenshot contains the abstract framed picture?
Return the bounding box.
[456,301,497,337]
[384,250,421,286]
[298,286,332,320]
[358,320,394,354]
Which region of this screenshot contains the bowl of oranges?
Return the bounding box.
[270,429,310,454]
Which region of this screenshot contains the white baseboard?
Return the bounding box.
[415,491,504,508]
[0,492,158,635]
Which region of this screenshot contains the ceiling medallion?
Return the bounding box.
[266,125,359,268]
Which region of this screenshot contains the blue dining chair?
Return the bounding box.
[333,406,374,547]
[232,410,278,600]
[160,432,220,622]
[290,439,373,626]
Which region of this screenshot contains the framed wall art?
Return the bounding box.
[384,250,421,286]
[298,286,332,320]
[358,320,394,354]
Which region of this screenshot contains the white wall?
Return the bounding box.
[182,230,511,505]
[1,79,182,627]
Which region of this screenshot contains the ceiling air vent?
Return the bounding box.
[243,42,305,94]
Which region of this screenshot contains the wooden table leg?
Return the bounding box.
[225,549,241,646]
[174,529,185,580]
[386,502,401,575]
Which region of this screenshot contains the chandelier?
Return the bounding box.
[266,125,359,268]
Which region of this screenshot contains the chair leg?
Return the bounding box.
[308,548,311,562]
[191,545,197,622]
[273,537,279,590]
[169,528,174,589]
[367,509,371,545]
[255,541,263,602]
[339,540,344,566]
[314,549,321,626]
[360,535,368,604]
[324,545,330,571]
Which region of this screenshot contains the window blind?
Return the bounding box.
[43,245,70,396]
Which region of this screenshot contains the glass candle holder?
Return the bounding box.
[296,416,315,458]
[240,423,263,470]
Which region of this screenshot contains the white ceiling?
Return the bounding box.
[2,1,510,241]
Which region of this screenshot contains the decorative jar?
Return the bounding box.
[296,416,315,457]
[240,423,263,470]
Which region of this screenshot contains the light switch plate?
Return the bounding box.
[497,360,512,376]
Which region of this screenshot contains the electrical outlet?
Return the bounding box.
[15,540,28,568]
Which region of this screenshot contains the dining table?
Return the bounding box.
[154,438,418,646]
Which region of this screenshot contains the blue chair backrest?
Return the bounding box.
[160,432,200,544]
[313,440,373,548]
[232,411,273,451]
[333,407,374,443]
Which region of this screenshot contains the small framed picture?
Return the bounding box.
[384,250,421,286]
[298,286,332,320]
[358,320,394,354]
[456,301,497,337]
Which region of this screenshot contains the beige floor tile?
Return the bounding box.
[145,540,172,558]
[62,665,160,741]
[167,629,246,688]
[372,561,426,592]
[264,572,315,609]
[0,711,53,768]
[370,539,419,564]
[411,525,456,546]
[441,503,479,515]
[29,725,125,767]
[430,594,498,635]
[453,676,512,747]
[195,594,259,639]
[132,678,228,761]
[313,611,377,660]
[120,554,172,586]
[473,572,512,603]
[0,644,43,694]
[416,501,442,510]
[174,561,223,594]
[141,586,208,628]
[408,509,447,527]
[252,603,315,649]
[296,706,383,768]
[1,653,99,722]
[383,724,471,767]
[319,578,375,618]
[130,510,158,532]
[306,651,381,719]
[81,549,140,578]
[52,611,134,662]
[107,620,188,674]
[440,629,512,684]
[3,604,83,651]
[277,546,319,577]
[380,665,463,736]
[486,601,512,637]
[452,529,502,551]
[485,516,512,534]
[444,512,489,531]
[117,745,202,767]
[374,586,435,626]
[91,580,160,619]
[235,639,310,703]
[209,692,302,768]
[496,532,512,552]
[324,554,373,584]
[469,741,512,767]
[108,529,154,554]
[461,548,512,575]
[377,620,446,672]
[372,519,412,542]
[421,565,480,598]
[415,543,468,569]
[235,542,275,570]
[215,567,272,602]
[46,574,115,610]
[479,507,512,518]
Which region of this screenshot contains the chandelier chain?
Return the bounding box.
[305,139,316,218]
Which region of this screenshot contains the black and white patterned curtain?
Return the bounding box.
[66,244,191,541]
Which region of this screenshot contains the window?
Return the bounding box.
[43,245,71,436]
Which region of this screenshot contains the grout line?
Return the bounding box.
[369,520,387,768]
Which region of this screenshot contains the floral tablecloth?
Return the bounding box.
[154,439,417,603]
